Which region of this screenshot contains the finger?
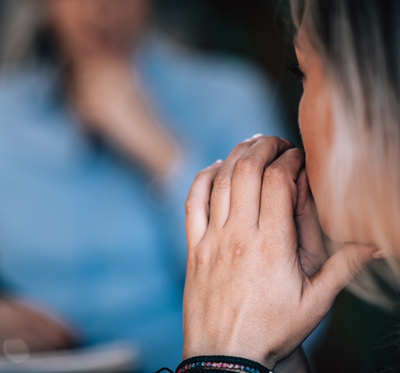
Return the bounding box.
[29,313,75,349]
[1,317,70,353]
[209,137,261,229]
[229,137,293,226]
[306,243,378,315]
[13,303,74,349]
[259,148,305,231]
[295,169,328,277]
[186,161,224,247]
[31,323,74,350]
[23,323,64,352]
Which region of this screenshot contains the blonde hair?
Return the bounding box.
[291,0,400,307]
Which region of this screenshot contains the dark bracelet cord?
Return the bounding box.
[175,355,273,373]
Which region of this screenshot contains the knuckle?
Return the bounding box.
[263,136,281,148]
[213,173,232,190]
[194,168,211,182]
[235,141,251,151]
[285,148,306,163]
[264,165,289,186]
[187,247,209,270]
[234,154,263,175]
[265,135,281,143]
[348,250,365,278]
[185,198,199,215]
[233,140,252,154]
[347,259,360,279]
[259,136,281,154]
[287,147,305,157]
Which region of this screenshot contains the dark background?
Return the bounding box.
[154,0,303,147]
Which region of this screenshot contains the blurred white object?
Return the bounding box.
[0,342,140,373]
[3,339,30,363]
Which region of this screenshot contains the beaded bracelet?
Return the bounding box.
[175,355,273,373]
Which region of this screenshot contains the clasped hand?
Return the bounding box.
[183,136,379,369]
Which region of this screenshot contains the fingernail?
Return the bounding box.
[252,133,264,139]
[212,159,224,167]
[244,138,251,142]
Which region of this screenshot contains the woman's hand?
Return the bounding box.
[0,297,75,355]
[69,57,137,130]
[68,56,178,178]
[183,136,379,369]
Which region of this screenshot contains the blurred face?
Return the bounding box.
[44,0,150,61]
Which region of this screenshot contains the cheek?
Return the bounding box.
[299,84,335,234]
[298,88,325,193]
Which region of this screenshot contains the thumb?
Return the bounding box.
[306,243,379,312]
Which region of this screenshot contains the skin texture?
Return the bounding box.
[183,136,379,369]
[182,22,388,369]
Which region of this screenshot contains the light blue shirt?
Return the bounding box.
[0,35,288,372]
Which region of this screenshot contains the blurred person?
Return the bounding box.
[182,0,400,372]
[0,0,289,371]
